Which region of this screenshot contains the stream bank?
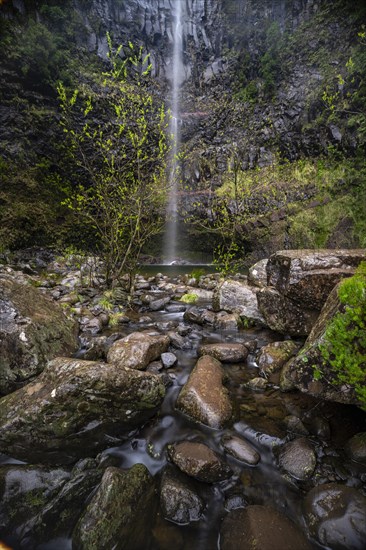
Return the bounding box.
[0,249,365,550]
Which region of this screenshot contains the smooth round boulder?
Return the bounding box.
[0,357,166,464]
[221,434,260,465]
[168,441,232,483]
[176,356,233,429]
[278,438,316,481]
[303,483,366,549]
[198,343,248,363]
[220,505,312,550]
[345,432,366,464]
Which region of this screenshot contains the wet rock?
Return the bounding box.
[223,490,247,511]
[161,352,177,369]
[183,306,205,324]
[257,287,319,337]
[345,432,366,464]
[73,464,156,550]
[149,296,171,311]
[215,311,241,330]
[80,335,108,361]
[0,275,78,396]
[285,416,309,436]
[303,483,366,550]
[266,249,364,310]
[107,330,170,370]
[248,258,268,288]
[213,279,265,326]
[165,304,186,313]
[281,284,362,406]
[198,343,248,363]
[176,356,233,429]
[245,377,268,391]
[160,467,204,524]
[167,331,187,349]
[0,357,166,464]
[220,505,312,550]
[221,434,260,465]
[168,441,232,483]
[258,340,299,384]
[278,438,316,481]
[200,308,216,325]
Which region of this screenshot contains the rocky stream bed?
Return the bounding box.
[0,249,365,550]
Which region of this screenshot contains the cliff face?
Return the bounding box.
[0,0,365,256]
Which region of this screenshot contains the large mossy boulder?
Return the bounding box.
[0,274,78,395]
[72,464,156,550]
[280,282,363,407]
[176,355,233,429]
[0,357,166,464]
[258,249,365,336]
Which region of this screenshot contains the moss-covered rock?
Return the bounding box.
[0,274,78,395]
[0,357,166,464]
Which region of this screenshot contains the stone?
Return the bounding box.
[149,296,171,311]
[221,434,260,465]
[107,330,170,370]
[266,249,365,310]
[161,352,177,369]
[258,340,300,384]
[278,438,316,480]
[72,465,156,550]
[248,258,268,288]
[245,377,268,391]
[220,505,312,550]
[168,441,232,483]
[304,483,366,550]
[280,284,362,406]
[257,287,319,336]
[213,279,265,326]
[0,357,166,464]
[345,432,366,464]
[160,467,204,524]
[215,312,241,330]
[198,343,248,363]
[183,306,204,324]
[176,356,233,429]
[167,331,186,349]
[0,275,78,396]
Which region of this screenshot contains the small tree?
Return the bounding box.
[57,35,171,288]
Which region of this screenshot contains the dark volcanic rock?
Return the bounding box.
[0,357,166,464]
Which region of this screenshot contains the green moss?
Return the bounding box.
[180,293,198,304]
[318,262,366,408]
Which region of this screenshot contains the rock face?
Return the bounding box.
[220,505,312,550]
[258,249,365,336]
[0,275,78,395]
[280,283,361,406]
[176,355,233,429]
[0,357,166,464]
[107,330,170,370]
[73,464,156,550]
[213,279,265,326]
[198,343,248,363]
[168,441,232,483]
[303,484,366,550]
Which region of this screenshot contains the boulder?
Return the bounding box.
[248,258,268,288]
[73,465,156,550]
[176,356,233,429]
[257,340,300,384]
[0,357,166,464]
[280,284,361,406]
[266,249,365,309]
[213,279,265,326]
[303,483,366,550]
[198,343,248,363]
[277,438,316,481]
[107,330,170,370]
[215,312,241,330]
[345,432,366,464]
[160,467,204,524]
[221,434,260,465]
[161,352,177,369]
[220,505,312,550]
[257,287,319,337]
[168,441,232,483]
[0,275,78,396]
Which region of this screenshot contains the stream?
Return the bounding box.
[1,281,366,550]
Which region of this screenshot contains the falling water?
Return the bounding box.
[163,0,184,264]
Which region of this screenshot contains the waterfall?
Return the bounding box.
[163,0,184,264]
